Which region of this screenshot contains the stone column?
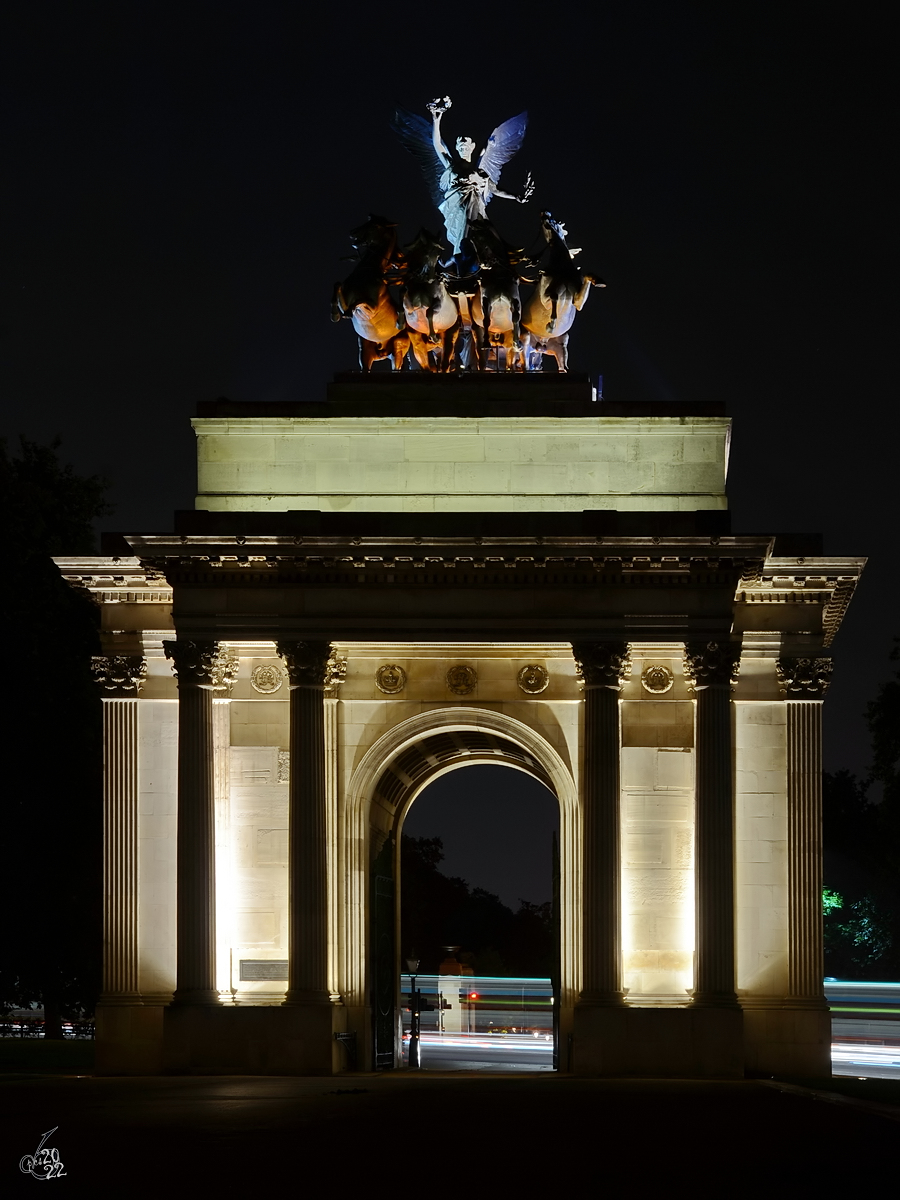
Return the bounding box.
[277,641,343,1005]
[777,657,833,1003]
[572,641,631,1005]
[684,641,741,1008]
[91,656,147,1002]
[164,640,236,1006]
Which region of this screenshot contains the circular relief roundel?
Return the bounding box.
[446,665,477,695]
[250,663,284,694]
[641,665,674,694]
[517,665,549,694]
[375,664,407,694]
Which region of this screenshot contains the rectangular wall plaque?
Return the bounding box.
[239,960,289,981]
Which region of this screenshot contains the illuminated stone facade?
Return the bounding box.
[56,377,864,1077]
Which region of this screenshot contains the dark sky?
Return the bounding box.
[2,3,896,801]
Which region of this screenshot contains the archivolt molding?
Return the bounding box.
[339,706,580,1013]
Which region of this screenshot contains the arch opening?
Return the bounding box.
[398,763,560,1072]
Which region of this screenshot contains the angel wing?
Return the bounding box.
[479,112,528,185]
[390,106,445,209]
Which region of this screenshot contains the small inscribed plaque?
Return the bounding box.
[239,960,289,982]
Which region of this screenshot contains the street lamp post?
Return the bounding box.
[405,956,421,1069]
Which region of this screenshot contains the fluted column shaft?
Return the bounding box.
[278,641,332,1005]
[693,685,738,1004]
[685,642,740,1008]
[573,642,630,1005]
[786,700,826,1001]
[100,698,140,1000]
[165,640,235,1005]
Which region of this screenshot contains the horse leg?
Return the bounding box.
[551,334,569,373]
[392,332,410,371]
[408,330,433,371]
[359,337,377,373]
[331,283,346,323]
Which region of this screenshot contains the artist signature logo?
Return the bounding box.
[19,1127,67,1180]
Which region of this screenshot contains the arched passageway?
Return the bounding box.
[342,708,579,1071]
[399,763,560,1070]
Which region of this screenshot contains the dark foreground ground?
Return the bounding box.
[2,1043,898,1192]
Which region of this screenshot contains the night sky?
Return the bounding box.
[2,6,895,894]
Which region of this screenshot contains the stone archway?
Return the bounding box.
[340,708,580,1069]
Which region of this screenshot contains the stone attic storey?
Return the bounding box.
[56,372,864,1077]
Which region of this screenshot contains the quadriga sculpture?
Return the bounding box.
[465,218,534,372]
[331,215,410,372]
[400,228,461,372]
[521,212,605,372]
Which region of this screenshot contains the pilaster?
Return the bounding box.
[92,656,146,1003]
[778,656,832,1004]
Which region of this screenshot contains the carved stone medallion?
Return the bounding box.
[446,665,477,695]
[641,665,674,694]
[375,664,407,694]
[250,663,284,694]
[517,665,549,695]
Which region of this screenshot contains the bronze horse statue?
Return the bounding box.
[400,228,461,372]
[465,218,534,371]
[331,215,410,372]
[521,212,604,371]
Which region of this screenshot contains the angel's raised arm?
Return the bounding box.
[427,97,452,169]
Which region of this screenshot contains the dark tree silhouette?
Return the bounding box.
[0,437,112,1035]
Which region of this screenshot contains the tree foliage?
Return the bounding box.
[400,835,555,977]
[0,437,112,1033]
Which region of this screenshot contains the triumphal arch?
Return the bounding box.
[57,374,863,1077]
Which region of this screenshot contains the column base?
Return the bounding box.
[573,1004,743,1077]
[162,1002,346,1074]
[578,991,626,1007]
[691,992,741,1010]
[283,988,332,1006]
[172,988,221,1006]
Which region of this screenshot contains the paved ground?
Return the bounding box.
[3,1069,897,1193]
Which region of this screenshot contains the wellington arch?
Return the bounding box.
[56,377,865,1077]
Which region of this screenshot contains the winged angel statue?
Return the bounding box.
[390,97,534,260]
[331,96,602,372]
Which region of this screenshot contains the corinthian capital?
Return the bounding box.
[683,641,741,690]
[572,641,632,690]
[91,655,147,697]
[277,640,334,689]
[163,640,237,692]
[776,656,833,698]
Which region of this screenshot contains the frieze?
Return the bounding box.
[683,642,741,689]
[517,665,549,695]
[776,657,833,698]
[91,655,147,696]
[446,665,477,695]
[163,641,238,691]
[375,664,407,694]
[573,641,632,690]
